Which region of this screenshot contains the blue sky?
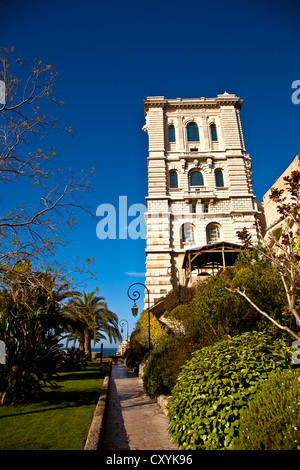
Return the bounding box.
[1,0,300,347]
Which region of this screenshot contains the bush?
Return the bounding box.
[191,256,289,341]
[142,336,178,398]
[164,304,193,335]
[143,334,217,399]
[167,330,291,450]
[233,368,300,450]
[124,342,148,372]
[59,348,88,371]
[0,334,62,405]
[192,271,281,340]
[125,308,167,374]
[0,367,42,405]
[164,286,195,313]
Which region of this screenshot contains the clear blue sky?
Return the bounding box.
[1,0,300,347]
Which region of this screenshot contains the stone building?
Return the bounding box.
[143,93,263,306]
[263,155,300,239]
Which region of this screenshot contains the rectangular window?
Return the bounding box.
[210,124,218,142]
[187,123,199,142]
[215,170,224,187]
[170,171,178,188]
[202,204,208,213]
[168,126,176,143]
[189,203,196,213]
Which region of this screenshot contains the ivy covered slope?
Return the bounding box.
[167,330,291,450]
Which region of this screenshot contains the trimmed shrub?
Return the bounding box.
[167,330,291,450]
[124,342,148,372]
[142,336,177,399]
[233,368,300,450]
[142,334,217,399]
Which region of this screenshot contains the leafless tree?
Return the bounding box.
[0,46,94,268]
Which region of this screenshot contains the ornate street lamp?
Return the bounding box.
[127,282,151,351]
[119,319,129,346]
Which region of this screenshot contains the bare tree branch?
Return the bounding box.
[0,46,94,266]
[232,162,300,341]
[226,286,300,341]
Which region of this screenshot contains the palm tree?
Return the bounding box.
[66,290,122,360]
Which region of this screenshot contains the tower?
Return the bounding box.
[143,93,262,306]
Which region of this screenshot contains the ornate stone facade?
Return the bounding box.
[143,93,262,306]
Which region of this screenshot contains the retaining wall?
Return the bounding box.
[84,361,112,450]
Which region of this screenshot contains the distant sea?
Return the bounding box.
[92,347,117,356]
[61,346,118,356]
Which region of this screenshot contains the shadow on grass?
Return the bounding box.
[0,388,102,418]
[0,402,84,419]
[55,371,101,382]
[57,362,108,382]
[0,363,107,419]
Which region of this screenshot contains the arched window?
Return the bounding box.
[215,169,224,187]
[189,170,204,186]
[207,223,221,244]
[187,122,199,142]
[168,125,176,143]
[170,171,178,188]
[181,223,195,243]
[210,124,218,142]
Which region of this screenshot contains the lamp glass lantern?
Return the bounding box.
[131,302,139,317]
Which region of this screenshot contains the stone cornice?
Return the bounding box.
[143,93,243,114]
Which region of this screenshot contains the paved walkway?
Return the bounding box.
[102,363,177,450]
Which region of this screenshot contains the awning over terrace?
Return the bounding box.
[182,241,243,285]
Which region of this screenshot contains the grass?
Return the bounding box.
[0,361,107,450]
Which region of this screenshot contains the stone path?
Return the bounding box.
[102,363,177,450]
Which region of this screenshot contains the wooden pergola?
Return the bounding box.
[182,241,243,285]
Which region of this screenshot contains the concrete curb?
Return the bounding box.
[84,361,112,450]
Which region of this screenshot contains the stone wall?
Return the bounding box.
[263,155,300,235]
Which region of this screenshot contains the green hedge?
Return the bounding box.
[142,334,216,399]
[233,368,300,450]
[167,330,291,450]
[142,336,178,399]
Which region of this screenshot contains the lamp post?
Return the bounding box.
[119,319,129,351]
[127,282,151,351]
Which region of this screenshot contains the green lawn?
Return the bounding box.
[0,362,106,450]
